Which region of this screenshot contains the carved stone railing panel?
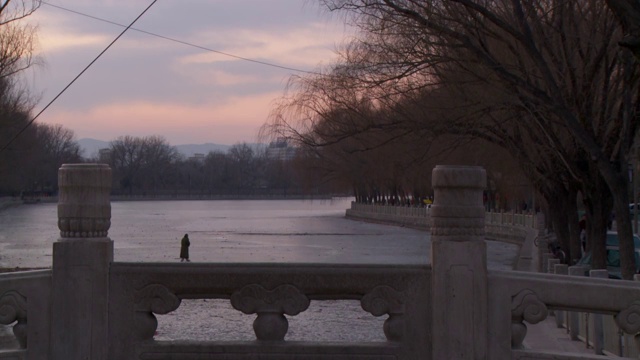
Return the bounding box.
[108,263,429,359]
[134,284,181,341]
[361,286,405,341]
[0,290,27,348]
[615,300,640,334]
[231,284,310,341]
[510,289,548,349]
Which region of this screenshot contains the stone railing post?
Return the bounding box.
[431,165,487,359]
[590,269,608,355]
[547,258,560,274]
[51,164,112,360]
[633,274,640,356]
[568,265,586,341]
[554,264,568,329]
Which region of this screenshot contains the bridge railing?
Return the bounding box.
[490,269,640,360]
[0,269,51,360]
[108,262,429,359]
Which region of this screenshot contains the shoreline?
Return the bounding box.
[1,195,351,205]
[0,197,21,211]
[0,266,49,273]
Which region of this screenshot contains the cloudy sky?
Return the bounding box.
[23,0,351,145]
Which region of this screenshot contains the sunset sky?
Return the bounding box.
[24,0,351,145]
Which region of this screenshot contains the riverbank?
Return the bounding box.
[2,194,350,204]
[0,267,48,273]
[0,197,21,211]
[110,194,345,201]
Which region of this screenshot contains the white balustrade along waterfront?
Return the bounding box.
[346,202,432,229]
[347,201,536,231]
[2,164,640,359]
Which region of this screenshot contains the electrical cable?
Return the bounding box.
[42,1,323,76]
[0,0,159,154]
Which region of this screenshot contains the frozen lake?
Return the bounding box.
[0,198,435,268]
[0,199,518,342]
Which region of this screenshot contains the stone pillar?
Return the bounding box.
[51,164,112,360]
[431,165,487,359]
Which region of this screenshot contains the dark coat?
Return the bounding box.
[180,235,190,259]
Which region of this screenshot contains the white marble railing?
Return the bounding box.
[108,263,429,359]
[0,270,51,360]
[347,201,537,231]
[486,211,537,228]
[491,269,640,360]
[346,202,431,229]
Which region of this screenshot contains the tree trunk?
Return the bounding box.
[566,186,583,265]
[583,177,614,271]
[549,202,570,262]
[609,167,636,279]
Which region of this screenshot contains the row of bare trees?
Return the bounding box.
[98,136,339,198]
[263,0,640,278]
[0,0,339,199]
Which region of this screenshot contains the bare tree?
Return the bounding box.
[228,143,256,194]
[107,135,180,196]
[27,123,81,193]
[0,0,41,194]
[297,0,640,277]
[0,0,40,79]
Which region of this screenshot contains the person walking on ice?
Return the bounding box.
[180,233,191,262]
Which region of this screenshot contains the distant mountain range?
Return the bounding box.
[77,138,245,159]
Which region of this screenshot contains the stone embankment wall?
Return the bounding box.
[345,202,432,230]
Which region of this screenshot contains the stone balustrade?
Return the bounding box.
[490,270,640,359]
[0,269,51,360]
[108,262,429,359]
[346,202,432,229]
[2,163,640,360]
[347,200,537,234]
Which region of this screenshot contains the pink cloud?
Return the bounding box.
[40,92,282,145]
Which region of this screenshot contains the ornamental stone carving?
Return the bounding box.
[511,289,548,324]
[511,289,548,349]
[430,166,486,241]
[361,286,405,341]
[231,284,309,341]
[134,284,181,341]
[58,164,112,238]
[0,291,27,348]
[615,301,640,334]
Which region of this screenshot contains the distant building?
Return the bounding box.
[98,148,111,162]
[188,153,205,163]
[266,138,296,161]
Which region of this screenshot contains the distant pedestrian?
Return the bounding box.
[579,215,587,253]
[180,234,190,262]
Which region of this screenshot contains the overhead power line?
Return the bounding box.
[42,1,322,75]
[0,0,159,154]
